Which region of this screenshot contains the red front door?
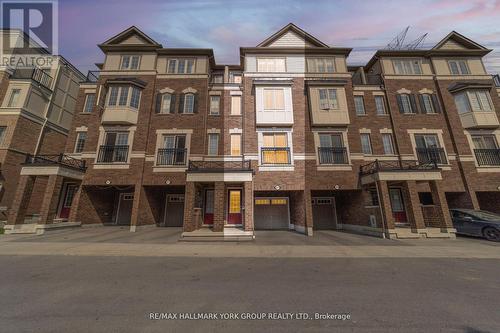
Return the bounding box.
[59,184,77,219]
[204,189,214,225]
[389,188,407,223]
[227,189,242,224]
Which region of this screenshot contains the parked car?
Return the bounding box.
[450,209,500,241]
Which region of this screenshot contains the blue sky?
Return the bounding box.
[59,0,500,73]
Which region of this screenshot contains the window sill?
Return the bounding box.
[258,165,294,172]
[153,166,187,173]
[93,163,130,169]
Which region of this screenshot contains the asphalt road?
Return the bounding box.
[0,256,498,332]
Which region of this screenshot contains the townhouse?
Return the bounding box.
[0,30,84,233]
[6,24,500,239]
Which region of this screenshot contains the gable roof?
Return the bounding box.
[432,31,488,50]
[98,26,161,51]
[257,23,329,48]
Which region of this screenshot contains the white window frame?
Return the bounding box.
[230,133,241,156]
[393,59,423,75]
[257,58,286,72]
[106,85,141,110]
[74,132,87,153]
[374,95,386,115]
[399,94,414,114]
[120,55,141,70]
[0,126,7,145]
[167,58,196,74]
[263,88,285,111]
[382,133,395,155]
[318,88,338,110]
[231,95,241,115]
[360,133,373,155]
[207,133,219,156]
[83,94,95,113]
[354,96,366,115]
[448,60,470,75]
[7,88,21,107]
[209,95,220,115]
[421,94,435,114]
[160,93,172,114]
[183,93,195,113]
[307,57,336,73]
[454,90,493,113]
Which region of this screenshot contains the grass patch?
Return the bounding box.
[0,226,4,234]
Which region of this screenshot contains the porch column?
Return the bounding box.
[68,183,82,223]
[183,182,196,232]
[304,189,313,236]
[243,181,254,232]
[429,180,453,229]
[467,187,480,210]
[403,181,426,231]
[213,182,225,232]
[376,180,395,231]
[7,175,35,225]
[130,185,155,232]
[39,175,64,224]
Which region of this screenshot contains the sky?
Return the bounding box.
[58,0,500,74]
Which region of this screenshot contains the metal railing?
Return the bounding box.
[474,149,500,166]
[360,159,439,176]
[85,71,100,83]
[97,145,129,163]
[318,147,348,164]
[24,153,86,171]
[156,148,187,166]
[416,148,447,165]
[261,147,291,165]
[12,67,53,90]
[188,159,252,172]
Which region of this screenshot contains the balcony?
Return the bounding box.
[318,147,348,164]
[23,154,86,171]
[97,145,129,163]
[474,149,500,166]
[459,111,499,129]
[156,148,187,166]
[359,159,442,185]
[416,148,447,165]
[101,106,138,125]
[188,160,252,172]
[12,67,53,90]
[261,147,291,165]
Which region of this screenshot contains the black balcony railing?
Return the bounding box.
[85,71,100,83]
[360,159,439,176]
[416,148,447,165]
[188,160,252,172]
[261,147,291,165]
[157,148,187,166]
[318,147,348,165]
[474,149,500,166]
[97,145,129,163]
[12,67,53,90]
[24,154,86,171]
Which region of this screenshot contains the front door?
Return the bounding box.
[204,189,214,225]
[227,189,242,225]
[389,188,407,223]
[58,183,77,219]
[116,193,134,225]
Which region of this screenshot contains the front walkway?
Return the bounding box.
[0,225,498,258]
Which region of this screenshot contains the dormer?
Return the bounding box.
[99,26,161,71]
[429,31,492,76]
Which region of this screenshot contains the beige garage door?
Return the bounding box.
[254,197,290,230]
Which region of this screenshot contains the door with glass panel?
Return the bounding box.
[472,135,499,166]
[389,188,407,224]
[262,133,289,164]
[204,189,214,225]
[318,133,345,164]
[102,132,128,162]
[227,189,242,225]
[159,135,186,165]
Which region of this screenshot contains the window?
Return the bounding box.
[74,132,87,153]
[184,94,195,113]
[375,96,386,115]
[382,134,395,155]
[354,96,365,115]
[99,132,129,163]
[307,58,335,73]
[319,133,343,147]
[230,134,241,156]
[7,89,21,107]
[360,134,372,155]
[420,94,435,114]
[471,135,498,149]
[263,89,284,111]
[454,90,493,114]
[262,133,289,164]
[107,86,141,110]
[211,74,223,84]
[393,59,422,75]
[130,87,141,109]
[207,133,219,155]
[210,95,220,115]
[397,94,415,114]
[318,88,338,110]
[231,96,241,115]
[118,86,129,106]
[120,55,140,70]
[160,93,172,114]
[418,192,434,206]
[83,94,95,113]
[257,58,286,72]
[448,60,470,75]
[167,58,195,74]
[318,133,346,164]
[0,126,7,145]
[415,134,440,148]
[368,189,379,206]
[107,86,119,106]
[159,135,186,165]
[229,72,242,83]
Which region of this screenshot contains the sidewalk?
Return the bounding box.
[0,226,499,258]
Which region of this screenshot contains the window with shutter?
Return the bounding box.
[184,94,195,113]
[160,94,172,114]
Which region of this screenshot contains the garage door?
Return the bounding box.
[254,197,290,230]
[163,194,184,227]
[312,197,337,230]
